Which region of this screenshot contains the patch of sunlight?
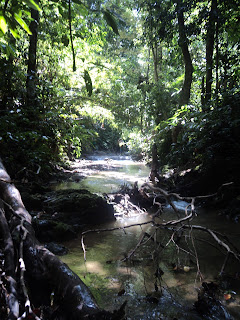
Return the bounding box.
[106,279,122,290]
[116,266,138,278]
[81,261,107,276]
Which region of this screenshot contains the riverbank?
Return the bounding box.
[2,153,239,319]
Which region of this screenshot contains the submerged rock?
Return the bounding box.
[194,282,233,320]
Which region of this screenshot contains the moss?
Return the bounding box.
[53,222,72,233]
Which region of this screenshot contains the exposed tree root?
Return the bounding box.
[0,158,126,320]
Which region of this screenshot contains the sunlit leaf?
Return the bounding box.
[0,15,8,34]
[10,28,20,39]
[83,69,93,97]
[0,38,7,50]
[14,13,32,35]
[9,28,20,39]
[23,0,42,12]
[103,10,119,35]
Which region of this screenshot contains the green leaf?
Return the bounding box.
[10,28,20,39]
[14,12,32,35]
[0,15,8,34]
[6,43,15,56]
[72,0,84,5]
[83,69,93,97]
[22,0,42,12]
[103,10,119,35]
[61,35,69,46]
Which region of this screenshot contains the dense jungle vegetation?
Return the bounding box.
[0,0,239,185]
[0,0,240,319]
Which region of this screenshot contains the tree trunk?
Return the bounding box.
[0,157,125,319]
[175,0,193,106]
[151,43,162,83]
[26,7,39,108]
[68,0,76,72]
[149,143,161,184]
[205,0,217,104]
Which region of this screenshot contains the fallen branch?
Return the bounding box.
[81,181,239,279]
[182,225,240,263]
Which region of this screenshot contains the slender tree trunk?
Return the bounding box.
[176,0,193,106]
[68,0,76,72]
[151,43,162,83]
[205,0,217,104]
[26,7,39,108]
[149,143,161,184]
[201,76,205,105]
[215,5,219,105]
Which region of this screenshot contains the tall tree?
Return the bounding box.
[205,0,217,104]
[26,5,39,108]
[175,0,193,106]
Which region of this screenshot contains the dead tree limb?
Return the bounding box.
[81,181,239,277]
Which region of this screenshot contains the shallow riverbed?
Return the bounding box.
[56,155,240,319]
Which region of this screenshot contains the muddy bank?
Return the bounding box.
[163,162,240,222]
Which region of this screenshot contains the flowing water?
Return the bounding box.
[57,155,240,319]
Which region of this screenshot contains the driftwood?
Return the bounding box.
[0,158,125,320]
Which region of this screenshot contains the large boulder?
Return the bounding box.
[43,189,115,225]
[29,189,116,242]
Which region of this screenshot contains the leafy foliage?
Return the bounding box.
[0,0,239,180]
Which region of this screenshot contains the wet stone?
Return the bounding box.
[44,242,69,256]
[43,189,115,225]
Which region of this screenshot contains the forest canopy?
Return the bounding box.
[0,1,240,319]
[0,0,239,182]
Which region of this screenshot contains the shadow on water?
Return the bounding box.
[58,155,240,319]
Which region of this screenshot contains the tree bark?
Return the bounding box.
[26,7,39,108]
[175,0,193,106]
[0,201,19,319]
[68,0,76,72]
[0,157,125,319]
[149,143,161,184]
[205,0,217,104]
[151,43,162,83]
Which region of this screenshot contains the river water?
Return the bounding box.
[58,155,240,319]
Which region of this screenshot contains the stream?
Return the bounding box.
[56,154,240,319]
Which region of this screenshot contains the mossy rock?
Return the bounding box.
[21,192,44,211]
[32,215,76,242]
[43,189,115,225]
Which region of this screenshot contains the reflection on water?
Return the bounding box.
[61,208,240,319]
[59,156,240,319]
[55,158,150,194]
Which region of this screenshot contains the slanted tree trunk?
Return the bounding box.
[0,157,125,319]
[175,0,193,106]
